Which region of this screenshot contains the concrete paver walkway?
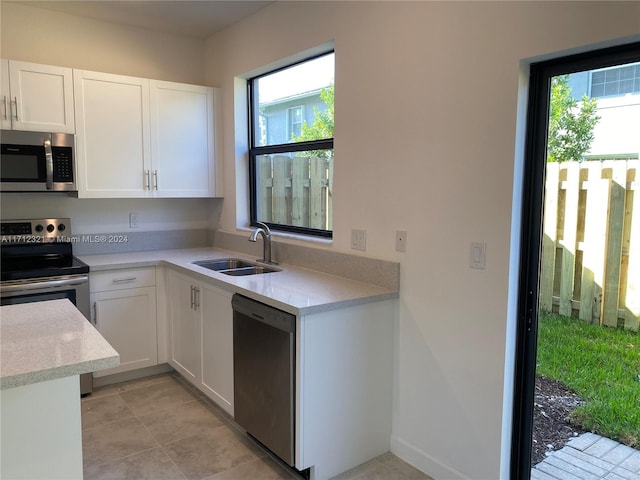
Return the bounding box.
[531,432,640,480]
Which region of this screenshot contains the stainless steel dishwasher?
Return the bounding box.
[232,294,295,466]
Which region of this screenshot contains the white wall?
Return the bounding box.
[205,2,640,478]
[0,2,219,235]
[0,2,204,83]
[589,95,640,157]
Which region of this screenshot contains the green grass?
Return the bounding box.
[536,312,640,447]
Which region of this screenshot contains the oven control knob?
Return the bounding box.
[47,224,55,233]
[58,224,66,232]
[35,224,44,232]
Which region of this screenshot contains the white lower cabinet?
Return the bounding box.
[166,269,234,415]
[200,283,234,415]
[90,267,158,378]
[295,301,395,480]
[164,267,394,479]
[166,269,201,383]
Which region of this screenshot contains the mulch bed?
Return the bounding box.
[531,375,585,466]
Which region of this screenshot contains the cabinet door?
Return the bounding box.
[7,60,75,133]
[200,283,234,415]
[166,270,201,382]
[74,70,151,198]
[1,60,10,130]
[91,286,158,377]
[149,81,215,197]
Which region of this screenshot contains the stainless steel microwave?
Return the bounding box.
[1,130,76,192]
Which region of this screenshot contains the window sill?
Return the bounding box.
[236,226,333,247]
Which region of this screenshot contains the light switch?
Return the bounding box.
[129,212,140,228]
[351,229,366,251]
[469,242,486,269]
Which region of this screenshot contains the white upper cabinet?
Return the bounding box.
[74,69,218,198]
[1,60,10,130]
[1,59,75,133]
[150,81,216,197]
[74,70,151,198]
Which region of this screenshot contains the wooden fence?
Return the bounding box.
[540,159,640,331]
[257,154,333,231]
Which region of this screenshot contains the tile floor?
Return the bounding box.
[81,373,433,480]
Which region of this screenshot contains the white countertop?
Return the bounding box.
[80,247,398,315]
[0,299,120,389]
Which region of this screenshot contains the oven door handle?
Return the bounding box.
[1,275,89,293]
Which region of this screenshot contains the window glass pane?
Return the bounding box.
[287,106,304,138]
[254,149,333,231]
[253,53,334,147]
[590,62,640,97]
[604,82,619,96]
[604,69,619,82]
[590,84,604,97]
[619,79,634,94]
[591,71,605,84]
[619,65,635,80]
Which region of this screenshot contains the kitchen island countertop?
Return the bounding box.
[0,299,119,389]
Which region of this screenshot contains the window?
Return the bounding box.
[590,62,640,97]
[249,52,334,237]
[287,106,304,139]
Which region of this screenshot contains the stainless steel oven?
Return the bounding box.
[0,218,92,394]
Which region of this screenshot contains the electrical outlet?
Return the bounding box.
[129,212,140,228]
[395,230,407,252]
[351,229,366,251]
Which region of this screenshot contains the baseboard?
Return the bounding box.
[390,435,471,480]
[92,364,174,388]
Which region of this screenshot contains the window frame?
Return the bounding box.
[247,51,334,238]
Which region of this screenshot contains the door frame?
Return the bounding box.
[510,40,640,479]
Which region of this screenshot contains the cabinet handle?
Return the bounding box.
[145,170,151,190]
[92,302,98,326]
[2,96,7,120]
[12,97,18,121]
[190,285,195,309]
[112,277,137,284]
[153,170,158,190]
[194,286,200,311]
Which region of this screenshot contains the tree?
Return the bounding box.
[291,83,334,143]
[547,75,600,162]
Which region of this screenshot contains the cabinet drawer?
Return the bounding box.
[90,267,155,292]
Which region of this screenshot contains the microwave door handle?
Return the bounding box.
[44,138,53,190]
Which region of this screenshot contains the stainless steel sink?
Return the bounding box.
[192,258,280,276]
[221,265,279,276]
[193,258,255,271]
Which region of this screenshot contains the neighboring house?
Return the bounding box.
[568,62,640,159]
[258,88,327,145]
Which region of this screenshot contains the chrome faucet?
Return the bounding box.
[249,222,276,264]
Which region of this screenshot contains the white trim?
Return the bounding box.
[391,435,472,480]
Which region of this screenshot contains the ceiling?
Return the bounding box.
[17,1,274,39]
